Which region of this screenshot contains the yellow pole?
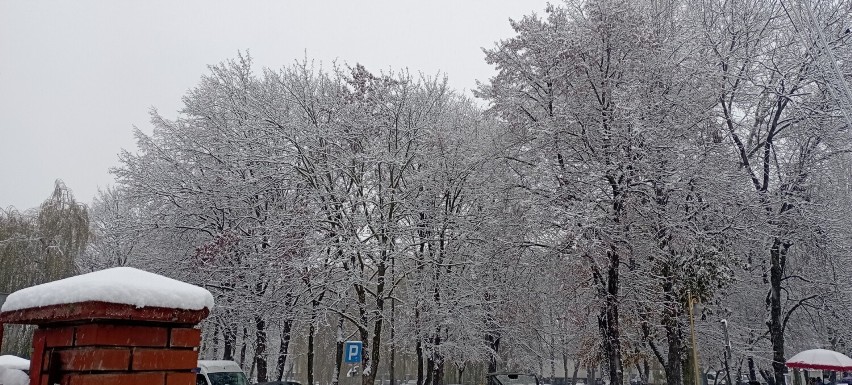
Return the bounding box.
[689,292,701,385]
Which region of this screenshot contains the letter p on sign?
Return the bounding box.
[344,341,363,363]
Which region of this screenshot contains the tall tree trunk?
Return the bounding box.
[276,320,293,381]
[255,316,268,383]
[769,238,789,385]
[365,259,387,385]
[748,357,757,383]
[356,282,370,384]
[239,326,248,365]
[333,315,345,385]
[427,331,445,385]
[416,305,425,385]
[760,369,776,385]
[308,322,316,385]
[390,235,399,385]
[549,340,556,385]
[417,337,425,385]
[663,278,683,385]
[486,331,501,374]
[390,297,397,385]
[426,353,434,385]
[433,349,444,385]
[598,248,623,385]
[211,321,220,359]
[223,325,236,361]
[571,360,580,385]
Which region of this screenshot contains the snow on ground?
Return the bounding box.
[0,267,214,312]
[0,355,28,371]
[0,367,30,385]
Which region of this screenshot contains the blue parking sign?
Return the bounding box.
[344,341,363,363]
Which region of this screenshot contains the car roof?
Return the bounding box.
[197,360,243,373]
[256,382,302,385]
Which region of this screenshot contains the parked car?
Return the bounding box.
[196,360,249,385]
[256,382,303,385]
[488,372,541,385]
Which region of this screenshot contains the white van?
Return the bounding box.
[195,360,249,385]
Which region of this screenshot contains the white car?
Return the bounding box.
[196,360,249,385]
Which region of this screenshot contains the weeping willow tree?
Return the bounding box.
[0,179,89,356]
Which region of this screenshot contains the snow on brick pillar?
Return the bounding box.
[0,267,214,385]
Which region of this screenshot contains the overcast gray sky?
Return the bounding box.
[0,0,548,210]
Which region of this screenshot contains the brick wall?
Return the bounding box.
[0,271,212,385]
[28,324,201,385]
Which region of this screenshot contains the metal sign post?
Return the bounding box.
[344,341,363,385]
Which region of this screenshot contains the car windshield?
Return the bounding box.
[490,374,539,385]
[207,372,249,385]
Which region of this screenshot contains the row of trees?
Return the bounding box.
[93,55,533,384]
[3,1,850,385]
[478,1,852,385]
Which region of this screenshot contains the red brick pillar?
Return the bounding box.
[0,269,212,385]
